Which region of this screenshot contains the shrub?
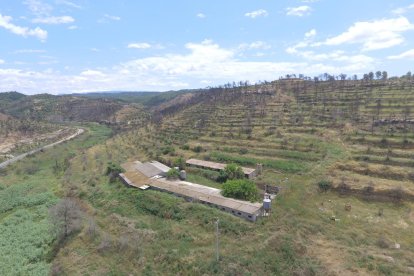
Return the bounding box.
[23,163,39,175]
[363,185,375,195]
[106,162,125,182]
[181,144,190,150]
[166,168,180,180]
[224,163,244,180]
[388,187,404,202]
[217,170,229,183]
[173,157,185,170]
[161,146,175,155]
[317,180,332,192]
[193,145,203,153]
[239,148,249,155]
[221,179,259,202]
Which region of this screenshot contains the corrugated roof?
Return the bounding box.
[121,161,142,172]
[152,179,262,214]
[150,161,171,173]
[186,158,256,175]
[121,161,262,215]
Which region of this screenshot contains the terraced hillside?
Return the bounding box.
[81,77,410,274]
[55,76,412,275]
[2,77,414,275]
[146,78,414,199]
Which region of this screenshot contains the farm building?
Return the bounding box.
[120,161,263,222]
[186,158,261,179]
[124,160,171,178]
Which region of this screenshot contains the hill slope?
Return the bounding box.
[2,77,414,275]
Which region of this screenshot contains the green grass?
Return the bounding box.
[0,123,112,275]
[186,173,222,189]
[210,151,307,173]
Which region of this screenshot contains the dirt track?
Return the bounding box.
[0,128,84,169]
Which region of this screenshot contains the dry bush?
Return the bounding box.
[49,198,82,241]
[97,232,112,254]
[376,236,390,249]
[86,217,98,238]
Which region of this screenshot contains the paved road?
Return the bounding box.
[0,128,84,169]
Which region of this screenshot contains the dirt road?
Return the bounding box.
[0,128,84,169]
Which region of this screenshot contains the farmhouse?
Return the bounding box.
[120,161,263,222]
[186,158,260,179]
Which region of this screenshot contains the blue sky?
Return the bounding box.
[1,0,414,94]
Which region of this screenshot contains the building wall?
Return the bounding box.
[148,185,260,222]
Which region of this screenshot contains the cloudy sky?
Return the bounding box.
[1,0,414,94]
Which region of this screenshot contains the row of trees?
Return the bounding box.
[204,70,413,91]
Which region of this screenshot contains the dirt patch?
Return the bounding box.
[0,128,72,154]
[394,219,409,229]
[0,112,11,121]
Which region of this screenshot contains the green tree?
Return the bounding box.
[317,180,332,192]
[173,156,186,170]
[221,179,259,202]
[106,162,125,182]
[382,71,388,81]
[166,168,180,180]
[224,163,245,180]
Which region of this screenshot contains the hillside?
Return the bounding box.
[0,92,152,127]
[151,77,414,198]
[72,89,205,108]
[1,76,414,275]
[0,92,26,110]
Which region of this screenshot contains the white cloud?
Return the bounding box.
[238,41,271,51]
[197,13,206,18]
[128,43,152,49]
[0,59,5,64]
[56,0,82,9]
[392,4,414,15]
[68,25,77,30]
[286,27,376,72]
[245,9,268,18]
[302,0,319,2]
[388,49,414,59]
[104,14,121,21]
[0,40,379,94]
[13,49,46,54]
[286,6,312,17]
[81,70,105,77]
[0,14,47,41]
[305,29,317,38]
[24,0,53,17]
[323,17,414,51]
[285,29,317,54]
[32,15,74,24]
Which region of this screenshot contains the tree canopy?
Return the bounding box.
[221,179,259,202]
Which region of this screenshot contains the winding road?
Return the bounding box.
[0,128,84,169]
